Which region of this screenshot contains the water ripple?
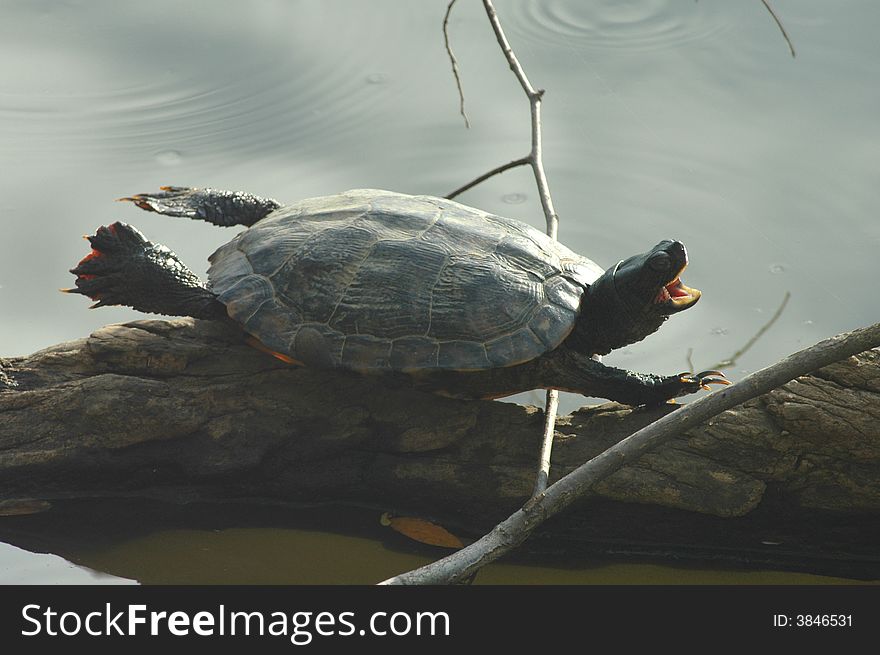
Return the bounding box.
[508,0,731,53]
[0,1,413,164]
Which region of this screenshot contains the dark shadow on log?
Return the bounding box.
[1,319,878,578]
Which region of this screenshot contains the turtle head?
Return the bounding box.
[575,240,701,356]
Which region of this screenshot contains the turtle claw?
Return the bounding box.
[677,370,731,395]
[691,369,731,391]
[695,370,727,380]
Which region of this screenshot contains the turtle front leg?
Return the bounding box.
[542,348,729,406]
[119,186,280,227]
[63,222,227,320]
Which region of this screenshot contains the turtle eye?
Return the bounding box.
[647,251,671,272]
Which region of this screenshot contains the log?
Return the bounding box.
[1,319,878,578]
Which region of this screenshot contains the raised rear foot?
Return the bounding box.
[118,186,280,227]
[63,222,226,319]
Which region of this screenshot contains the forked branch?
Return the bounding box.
[394,0,802,585]
[476,0,561,497]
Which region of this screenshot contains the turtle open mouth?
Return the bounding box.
[654,265,701,311]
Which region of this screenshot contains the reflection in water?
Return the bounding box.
[0,542,134,585]
[687,290,791,373]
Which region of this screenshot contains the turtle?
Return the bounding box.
[65,186,728,405]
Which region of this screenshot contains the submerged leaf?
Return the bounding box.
[381,513,464,549]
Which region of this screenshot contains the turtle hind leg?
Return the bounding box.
[118,186,280,227]
[64,222,227,320]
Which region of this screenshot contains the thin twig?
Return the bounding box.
[532,389,559,496]
[482,0,558,238]
[445,156,530,199]
[380,321,880,584]
[443,0,470,128]
[534,390,558,494]
[711,291,791,370]
[760,0,796,58]
[441,2,560,498]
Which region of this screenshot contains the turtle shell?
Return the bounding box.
[208,189,604,372]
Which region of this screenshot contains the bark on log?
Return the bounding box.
[1,319,878,577]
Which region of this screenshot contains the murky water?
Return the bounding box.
[0,500,870,585]
[1,0,878,583]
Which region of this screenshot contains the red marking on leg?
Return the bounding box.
[77,248,104,267]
